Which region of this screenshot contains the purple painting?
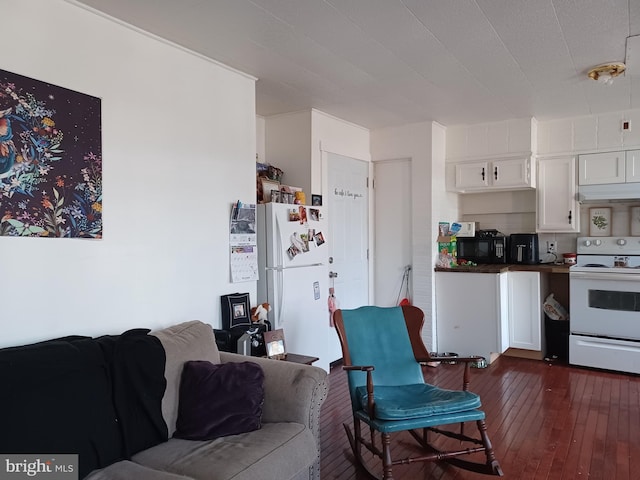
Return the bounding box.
[0,69,101,238]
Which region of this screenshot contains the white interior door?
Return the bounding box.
[326,152,369,312]
[374,159,412,306]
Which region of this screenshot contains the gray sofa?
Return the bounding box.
[90,320,328,480]
[0,319,328,480]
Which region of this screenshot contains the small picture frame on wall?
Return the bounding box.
[311,194,322,206]
[589,207,612,237]
[631,206,640,236]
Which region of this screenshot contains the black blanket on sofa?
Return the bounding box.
[96,329,168,457]
[0,329,168,479]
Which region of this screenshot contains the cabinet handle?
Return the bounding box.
[494,166,498,180]
[481,167,485,181]
[568,210,572,223]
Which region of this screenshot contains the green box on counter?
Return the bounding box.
[437,235,457,268]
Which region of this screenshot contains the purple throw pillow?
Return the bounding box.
[174,360,265,441]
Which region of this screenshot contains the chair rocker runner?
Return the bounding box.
[333,305,503,479]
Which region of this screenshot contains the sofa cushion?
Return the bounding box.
[151,321,220,436]
[133,423,318,480]
[174,360,264,441]
[85,460,195,480]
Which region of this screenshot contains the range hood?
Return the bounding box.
[578,183,640,202]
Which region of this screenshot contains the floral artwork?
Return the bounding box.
[0,69,101,238]
[589,207,611,237]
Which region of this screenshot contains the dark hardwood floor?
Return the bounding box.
[319,355,640,479]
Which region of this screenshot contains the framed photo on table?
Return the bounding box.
[220,292,252,329]
[263,328,286,360]
[589,207,611,236]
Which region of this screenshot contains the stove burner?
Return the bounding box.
[583,263,608,268]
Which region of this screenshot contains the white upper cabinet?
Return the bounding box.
[578,150,640,185]
[537,156,579,233]
[447,118,535,193]
[447,118,535,162]
[454,157,533,192]
[455,161,489,189]
[578,151,625,185]
[492,158,531,188]
[537,110,640,156]
[626,150,640,183]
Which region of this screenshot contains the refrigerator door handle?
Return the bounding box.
[266,264,324,271]
[276,269,284,326]
[275,214,284,268]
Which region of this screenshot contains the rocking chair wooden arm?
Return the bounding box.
[343,365,376,417]
[417,355,484,392]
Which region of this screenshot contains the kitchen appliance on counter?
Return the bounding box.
[452,221,478,237]
[509,233,539,264]
[569,236,640,374]
[456,229,508,264]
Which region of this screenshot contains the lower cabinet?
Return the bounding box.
[436,271,549,363]
[507,271,545,351]
[435,272,509,364]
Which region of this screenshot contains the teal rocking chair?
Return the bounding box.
[333,305,503,479]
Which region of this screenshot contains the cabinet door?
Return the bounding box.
[455,162,489,189]
[507,272,541,351]
[537,156,579,233]
[435,272,507,363]
[492,158,530,188]
[626,150,640,183]
[578,151,625,185]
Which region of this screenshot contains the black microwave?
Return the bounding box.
[457,234,508,264]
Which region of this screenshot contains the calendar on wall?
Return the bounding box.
[229,201,258,282]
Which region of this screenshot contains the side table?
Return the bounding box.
[263,353,318,365]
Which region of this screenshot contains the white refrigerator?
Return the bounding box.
[257,203,334,371]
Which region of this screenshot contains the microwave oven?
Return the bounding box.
[457,233,508,264]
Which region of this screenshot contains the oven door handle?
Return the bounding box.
[570,271,640,282]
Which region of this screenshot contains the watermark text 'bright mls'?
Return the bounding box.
[0,455,77,480]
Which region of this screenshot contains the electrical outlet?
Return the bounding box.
[547,241,557,253]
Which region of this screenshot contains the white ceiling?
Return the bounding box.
[72,0,640,130]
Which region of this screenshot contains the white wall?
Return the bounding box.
[0,0,257,348]
[256,115,266,164]
[373,159,412,306]
[312,110,371,196]
[371,122,453,350]
[264,111,313,193]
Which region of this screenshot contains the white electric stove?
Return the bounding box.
[569,237,640,374]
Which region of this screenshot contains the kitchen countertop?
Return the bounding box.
[434,263,573,274]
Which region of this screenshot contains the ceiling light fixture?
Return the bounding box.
[587,62,626,85]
